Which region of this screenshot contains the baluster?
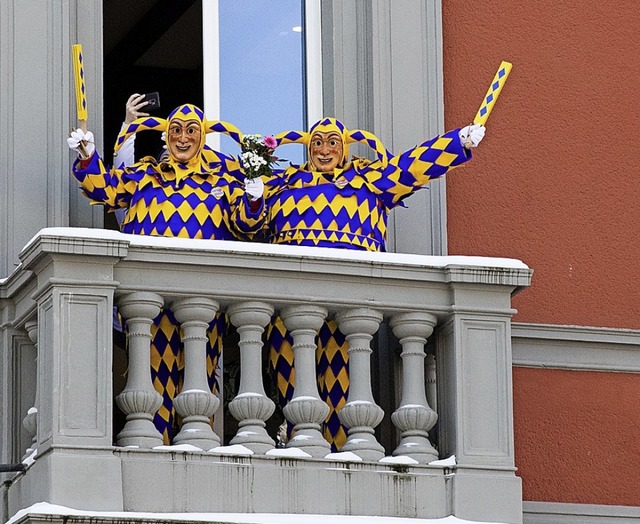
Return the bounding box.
[426,353,437,419]
[281,305,331,457]
[336,307,385,461]
[171,297,220,449]
[390,312,439,462]
[22,319,38,459]
[115,292,164,447]
[227,301,276,454]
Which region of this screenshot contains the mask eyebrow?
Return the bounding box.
[311,131,342,143]
[169,119,200,129]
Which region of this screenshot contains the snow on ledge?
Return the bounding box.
[324,451,363,462]
[429,455,457,467]
[152,444,203,452]
[24,227,529,271]
[265,447,312,458]
[379,455,420,465]
[7,502,506,524]
[208,444,254,455]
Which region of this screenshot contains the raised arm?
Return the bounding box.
[367,124,485,209]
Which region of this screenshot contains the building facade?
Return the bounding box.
[1,1,638,523]
[443,0,640,518]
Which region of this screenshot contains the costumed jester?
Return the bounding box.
[262,118,485,450]
[67,103,266,443]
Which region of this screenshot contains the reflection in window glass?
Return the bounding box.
[219,0,305,163]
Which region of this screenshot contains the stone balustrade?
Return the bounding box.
[0,228,532,524]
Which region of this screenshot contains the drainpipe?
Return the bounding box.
[2,478,10,524]
[1,465,25,523]
[0,464,25,473]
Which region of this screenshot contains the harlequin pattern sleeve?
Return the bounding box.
[72,153,132,209]
[113,123,135,168]
[72,153,264,241]
[367,128,471,209]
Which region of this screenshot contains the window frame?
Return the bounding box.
[202,0,322,150]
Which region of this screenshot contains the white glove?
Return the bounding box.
[244,177,264,201]
[67,129,96,159]
[459,124,486,148]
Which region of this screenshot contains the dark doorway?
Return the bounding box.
[102,0,203,186]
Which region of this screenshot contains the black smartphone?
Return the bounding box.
[142,92,160,111]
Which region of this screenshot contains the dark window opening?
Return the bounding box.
[102,0,203,230]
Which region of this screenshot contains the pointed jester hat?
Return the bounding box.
[114,103,244,178]
[274,117,391,170]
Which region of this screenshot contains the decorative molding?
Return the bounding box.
[512,323,640,373]
[524,501,640,523]
[0,0,14,279]
[461,319,512,460]
[322,1,446,256]
[373,0,446,256]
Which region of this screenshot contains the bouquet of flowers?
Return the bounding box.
[240,134,282,179]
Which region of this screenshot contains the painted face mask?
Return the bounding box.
[165,105,205,164]
[273,117,390,173]
[308,118,348,171]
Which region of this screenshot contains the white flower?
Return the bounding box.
[240,132,283,179]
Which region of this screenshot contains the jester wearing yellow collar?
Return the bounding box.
[264,117,485,450]
[68,104,265,443]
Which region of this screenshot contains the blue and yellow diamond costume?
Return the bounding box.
[264,118,472,450]
[72,104,263,443]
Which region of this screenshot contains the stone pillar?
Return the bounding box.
[16,230,128,511]
[227,301,276,454]
[322,1,446,256]
[437,272,522,524]
[336,307,385,461]
[28,262,121,451]
[281,305,331,457]
[171,297,220,449]
[390,311,438,463]
[115,292,164,448]
[33,284,116,450]
[21,319,39,459]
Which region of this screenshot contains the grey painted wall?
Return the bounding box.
[321,0,447,256]
[0,0,103,280]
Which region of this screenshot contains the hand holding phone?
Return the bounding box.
[142,92,161,111]
[125,92,161,123]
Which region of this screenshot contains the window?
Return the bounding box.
[103,0,321,230]
[205,0,321,162]
[103,0,320,167]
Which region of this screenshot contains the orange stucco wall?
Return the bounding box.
[443,0,640,329]
[442,1,640,507]
[513,367,640,505]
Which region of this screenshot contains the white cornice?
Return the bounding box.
[512,323,640,373]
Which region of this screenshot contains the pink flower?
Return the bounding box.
[263,135,277,149]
